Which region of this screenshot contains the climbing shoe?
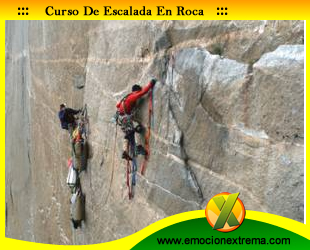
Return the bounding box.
[136,145,147,156]
[122,151,132,161]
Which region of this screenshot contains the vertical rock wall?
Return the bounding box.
[5,20,304,244]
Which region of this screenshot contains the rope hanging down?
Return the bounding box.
[127,135,138,199]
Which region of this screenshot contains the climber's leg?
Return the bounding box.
[122,137,132,161]
[134,122,147,156]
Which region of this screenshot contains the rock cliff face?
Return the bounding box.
[5,21,304,244]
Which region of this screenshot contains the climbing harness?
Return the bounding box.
[115,94,137,133]
[117,112,135,133]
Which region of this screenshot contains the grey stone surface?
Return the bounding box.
[5,20,304,244]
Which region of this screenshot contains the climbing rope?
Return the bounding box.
[151,86,155,128]
[126,158,132,199]
[131,157,138,198]
[128,131,138,199]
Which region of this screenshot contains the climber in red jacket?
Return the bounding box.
[116,80,156,115]
[116,79,156,160]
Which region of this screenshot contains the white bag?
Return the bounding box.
[67,166,77,187]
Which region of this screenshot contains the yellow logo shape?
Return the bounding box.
[205,192,245,232]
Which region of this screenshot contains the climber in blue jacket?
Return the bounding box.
[58,103,81,134]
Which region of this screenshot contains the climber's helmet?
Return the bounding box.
[132,84,142,92]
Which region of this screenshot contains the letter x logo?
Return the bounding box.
[212,192,240,229]
[205,192,245,232]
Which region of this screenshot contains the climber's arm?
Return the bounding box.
[129,81,153,102]
[66,108,80,115]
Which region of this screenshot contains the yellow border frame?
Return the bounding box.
[1,4,309,248]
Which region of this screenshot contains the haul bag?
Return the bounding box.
[71,191,85,222]
[74,142,82,171]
